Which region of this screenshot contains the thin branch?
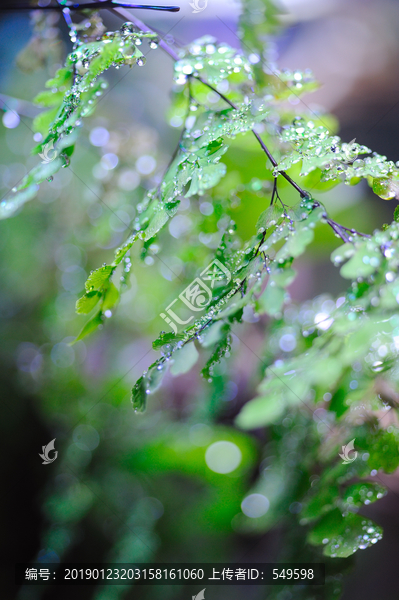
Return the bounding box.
[0,2,180,12]
[270,177,277,206]
[193,76,309,198]
[325,218,351,243]
[333,222,371,238]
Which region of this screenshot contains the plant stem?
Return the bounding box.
[2,2,180,12]
[111,8,308,199]
[193,76,309,198]
[270,178,277,206]
[325,218,351,243]
[333,222,370,238]
[109,9,370,243]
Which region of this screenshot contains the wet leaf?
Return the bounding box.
[308,509,383,558]
[342,482,386,507]
[85,266,114,291]
[256,204,283,231]
[170,342,199,376]
[201,321,225,348]
[102,283,119,312]
[75,291,102,315]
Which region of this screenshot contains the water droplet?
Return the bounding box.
[120,22,136,35]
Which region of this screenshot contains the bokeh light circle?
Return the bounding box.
[73,424,100,451]
[205,441,242,474]
[241,494,270,518]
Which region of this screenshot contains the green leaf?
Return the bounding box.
[202,328,232,379]
[256,283,285,316]
[14,157,64,191]
[366,429,399,473]
[269,266,296,287]
[152,331,185,351]
[32,107,59,136]
[102,283,119,312]
[146,361,168,394]
[131,376,146,412]
[216,296,248,320]
[340,248,381,279]
[185,162,227,197]
[75,291,102,315]
[184,103,268,152]
[235,394,286,429]
[306,356,342,388]
[372,177,397,200]
[256,204,283,231]
[170,343,199,376]
[308,509,383,558]
[276,118,399,198]
[73,310,103,343]
[2,28,158,220]
[175,37,252,85]
[201,321,225,348]
[144,204,170,240]
[278,226,314,259]
[300,487,339,524]
[113,233,139,266]
[34,90,65,107]
[342,482,386,507]
[85,266,114,291]
[45,67,73,89]
[331,242,355,266]
[132,360,169,411]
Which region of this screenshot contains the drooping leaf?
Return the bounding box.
[75,291,102,315]
[170,342,199,376]
[73,310,103,343]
